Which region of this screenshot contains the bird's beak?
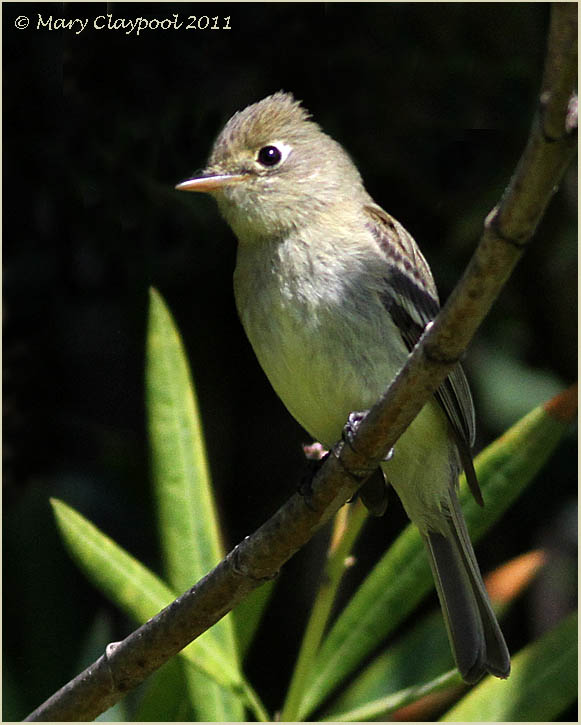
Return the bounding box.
[175,172,249,193]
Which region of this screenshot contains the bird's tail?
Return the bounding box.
[423,489,511,684]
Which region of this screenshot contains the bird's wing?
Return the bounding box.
[364,204,482,506]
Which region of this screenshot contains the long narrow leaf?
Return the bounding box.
[146,288,244,720]
[132,659,195,722]
[440,611,578,721]
[232,579,277,660]
[323,550,547,720]
[146,287,224,596]
[300,388,576,718]
[325,611,456,718]
[51,498,241,690]
[321,670,460,722]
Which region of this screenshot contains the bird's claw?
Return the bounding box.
[343,410,394,462]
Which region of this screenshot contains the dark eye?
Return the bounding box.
[257,145,282,167]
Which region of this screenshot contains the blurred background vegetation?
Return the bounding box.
[4,2,576,720]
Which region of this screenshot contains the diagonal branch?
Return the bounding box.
[339,3,577,472]
[25,4,577,721]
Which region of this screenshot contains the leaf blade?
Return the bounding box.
[301,390,575,718]
[440,611,578,721]
[146,287,223,593]
[146,288,245,720]
[50,497,241,690]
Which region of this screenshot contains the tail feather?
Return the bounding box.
[424,490,510,684]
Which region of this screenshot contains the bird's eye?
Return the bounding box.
[257,145,283,167]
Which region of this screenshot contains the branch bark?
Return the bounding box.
[25,5,577,721]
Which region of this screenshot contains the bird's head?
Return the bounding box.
[176,92,364,241]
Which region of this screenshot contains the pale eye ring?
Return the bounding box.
[256,141,292,168]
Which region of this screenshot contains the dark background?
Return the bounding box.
[3,2,577,720]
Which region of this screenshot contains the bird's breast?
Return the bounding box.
[233,237,408,447]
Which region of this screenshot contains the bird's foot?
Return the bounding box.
[343,410,394,462]
[341,411,393,516]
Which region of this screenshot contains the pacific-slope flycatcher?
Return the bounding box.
[176,92,510,683]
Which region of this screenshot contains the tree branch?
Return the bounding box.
[25,5,577,721]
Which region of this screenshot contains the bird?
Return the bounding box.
[175,91,511,684]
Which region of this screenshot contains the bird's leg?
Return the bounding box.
[341,410,393,517]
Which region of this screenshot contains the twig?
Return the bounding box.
[280,501,368,721]
[25,5,577,721]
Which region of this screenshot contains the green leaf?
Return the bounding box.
[50,498,241,690]
[133,658,195,722]
[300,521,429,719]
[232,578,277,659]
[470,346,564,431]
[324,610,456,718]
[440,611,578,721]
[146,288,244,720]
[321,670,460,722]
[325,548,547,719]
[146,287,224,595]
[299,390,575,718]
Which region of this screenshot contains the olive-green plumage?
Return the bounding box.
[177,92,510,683]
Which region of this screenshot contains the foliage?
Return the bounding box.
[4,5,576,720]
[48,290,576,720]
